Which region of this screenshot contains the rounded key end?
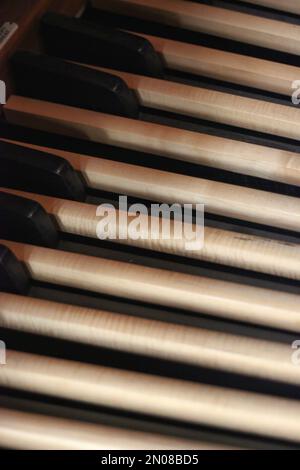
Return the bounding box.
[0,244,30,295]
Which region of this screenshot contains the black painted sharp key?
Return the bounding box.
[11,51,139,118]
[0,140,85,202]
[40,12,164,78]
[0,245,29,295]
[0,191,59,248]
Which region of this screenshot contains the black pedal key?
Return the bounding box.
[11,50,139,118]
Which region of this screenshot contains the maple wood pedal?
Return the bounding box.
[91,0,300,55]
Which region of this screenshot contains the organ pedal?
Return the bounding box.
[1,0,300,453]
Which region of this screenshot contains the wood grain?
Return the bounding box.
[0,407,210,450]
[78,62,300,140]
[0,292,299,381]
[0,0,50,98]
[5,96,300,191]
[238,0,300,15]
[3,98,300,232]
[92,0,300,55]
[2,239,300,331]
[3,350,300,442]
[4,186,300,281]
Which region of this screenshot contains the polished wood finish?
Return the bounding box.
[2,0,300,453]
[0,0,85,98]
[92,0,300,55]
[4,98,300,232]
[239,0,300,15]
[6,96,300,191]
[0,407,208,450]
[143,32,299,97]
[0,292,299,380]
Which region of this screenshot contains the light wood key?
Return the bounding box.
[1,239,300,331]
[91,0,300,56]
[3,350,300,443]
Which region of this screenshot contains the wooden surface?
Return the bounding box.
[6,95,300,189]
[1,0,298,98]
[0,292,299,382]
[4,99,300,232]
[239,0,300,15]
[2,239,300,331]
[142,32,300,96]
[0,407,209,450]
[4,186,300,282]
[0,0,85,98]
[92,0,300,55]
[79,62,300,140]
[3,350,300,443]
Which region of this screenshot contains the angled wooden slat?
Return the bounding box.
[0,407,208,449]
[76,62,300,141]
[3,350,300,442]
[142,32,300,96]
[0,292,299,379]
[6,96,300,192]
[1,239,300,331]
